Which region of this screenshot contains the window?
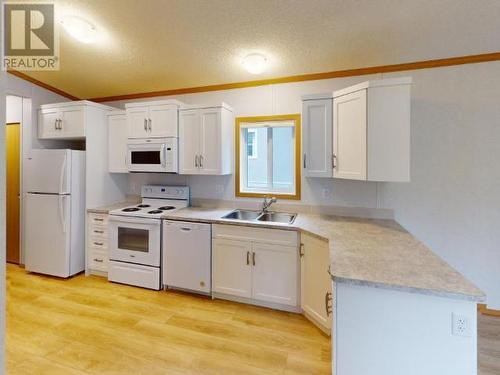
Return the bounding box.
[236,114,301,200]
[247,129,257,159]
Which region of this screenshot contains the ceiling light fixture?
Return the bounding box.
[61,16,97,44]
[242,53,268,74]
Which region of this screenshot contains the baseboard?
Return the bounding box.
[213,292,301,313]
[478,303,500,317]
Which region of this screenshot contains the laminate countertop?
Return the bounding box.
[87,201,135,214]
[162,207,485,302]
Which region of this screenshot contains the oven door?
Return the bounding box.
[127,141,167,173]
[108,216,161,267]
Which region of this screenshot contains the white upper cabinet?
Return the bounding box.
[38,100,112,140]
[179,103,234,175]
[107,111,128,173]
[125,100,182,138]
[333,77,411,182]
[302,94,333,178]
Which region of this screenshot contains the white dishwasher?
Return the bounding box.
[163,220,211,295]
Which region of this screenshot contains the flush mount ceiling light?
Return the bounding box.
[241,53,268,74]
[61,16,97,43]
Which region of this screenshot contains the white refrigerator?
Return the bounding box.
[24,149,86,277]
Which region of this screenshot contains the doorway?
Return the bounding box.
[6,122,20,264]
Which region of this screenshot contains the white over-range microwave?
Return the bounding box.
[127,138,178,173]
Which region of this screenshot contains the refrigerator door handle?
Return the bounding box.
[59,154,67,194]
[59,195,66,234]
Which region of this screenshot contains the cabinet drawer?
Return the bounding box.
[88,213,108,226]
[212,224,298,246]
[89,249,108,271]
[89,238,108,250]
[89,225,108,238]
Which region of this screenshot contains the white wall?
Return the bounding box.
[0,68,7,375]
[335,282,477,375]
[107,75,384,210]
[6,95,22,123]
[380,61,500,309]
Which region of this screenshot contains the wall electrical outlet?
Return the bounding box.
[452,313,472,337]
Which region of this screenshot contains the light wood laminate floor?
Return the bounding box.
[6,264,331,374]
[6,264,500,374]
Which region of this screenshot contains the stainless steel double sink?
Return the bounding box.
[222,209,297,224]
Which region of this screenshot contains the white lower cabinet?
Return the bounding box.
[87,212,109,275]
[300,232,332,334]
[212,238,252,298]
[212,224,299,311]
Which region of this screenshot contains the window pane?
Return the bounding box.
[246,127,268,189]
[272,126,294,192]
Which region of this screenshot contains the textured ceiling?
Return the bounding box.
[22,0,500,99]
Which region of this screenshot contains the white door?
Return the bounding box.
[179,109,201,174]
[199,108,221,174]
[127,106,149,138]
[149,104,178,137]
[25,149,71,194]
[333,90,367,180]
[163,221,211,293]
[60,107,85,138]
[251,243,298,306]
[39,108,59,138]
[300,233,332,332]
[212,238,252,298]
[303,98,333,177]
[25,193,71,277]
[108,113,128,173]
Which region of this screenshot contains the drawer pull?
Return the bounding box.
[93,258,104,263]
[93,230,104,234]
[93,218,104,222]
[93,242,104,246]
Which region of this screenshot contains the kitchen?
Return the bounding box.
[2,1,500,374]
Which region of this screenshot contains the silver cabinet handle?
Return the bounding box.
[54,119,58,130]
[180,227,191,231]
[303,153,307,169]
[252,252,256,266]
[325,292,333,316]
[93,242,103,246]
[144,118,147,131]
[94,218,104,222]
[332,154,337,169]
[93,230,104,234]
[93,258,104,263]
[299,243,305,258]
[59,119,62,130]
[195,155,199,168]
[199,155,203,168]
[246,251,250,265]
[148,118,152,132]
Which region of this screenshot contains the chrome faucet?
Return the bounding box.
[262,196,277,213]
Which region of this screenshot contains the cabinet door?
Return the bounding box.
[199,108,221,175]
[60,107,85,138]
[108,114,128,173]
[302,99,333,177]
[38,108,59,138]
[149,104,178,137]
[178,109,201,174]
[301,233,332,333]
[127,106,149,138]
[252,242,298,306]
[212,238,252,298]
[333,90,367,180]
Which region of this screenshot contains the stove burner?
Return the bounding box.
[137,204,151,208]
[158,206,176,211]
[148,210,163,214]
[122,207,141,212]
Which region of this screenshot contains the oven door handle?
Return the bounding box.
[108,215,161,226]
[160,143,166,167]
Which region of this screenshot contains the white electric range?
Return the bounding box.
[108,185,190,290]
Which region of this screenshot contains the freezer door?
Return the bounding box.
[24,149,71,194]
[25,193,71,277]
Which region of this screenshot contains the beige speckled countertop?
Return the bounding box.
[161,207,485,302]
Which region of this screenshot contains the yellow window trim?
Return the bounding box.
[235,114,301,200]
